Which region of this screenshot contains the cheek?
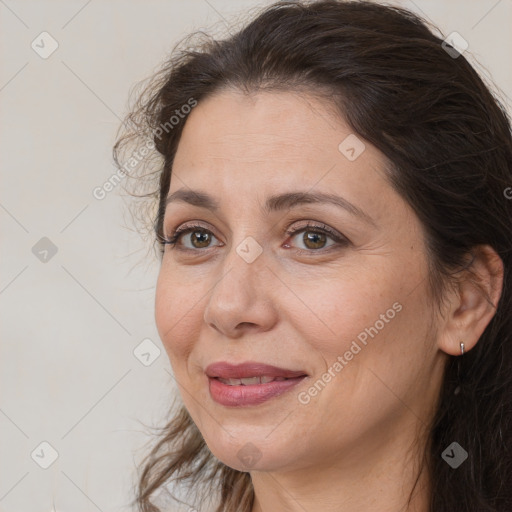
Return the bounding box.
[283,266,426,400]
[154,265,204,366]
[281,268,400,355]
[288,286,426,440]
[301,277,432,418]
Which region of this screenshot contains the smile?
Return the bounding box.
[205,361,309,407]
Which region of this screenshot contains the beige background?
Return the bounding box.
[0,0,511,511]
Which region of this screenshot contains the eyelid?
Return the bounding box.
[284,220,348,243]
[166,220,212,237]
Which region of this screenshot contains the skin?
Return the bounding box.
[154,89,503,512]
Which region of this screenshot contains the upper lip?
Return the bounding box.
[205,361,308,379]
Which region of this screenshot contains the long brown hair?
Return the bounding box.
[114,1,512,510]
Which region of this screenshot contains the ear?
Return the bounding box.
[436,244,504,356]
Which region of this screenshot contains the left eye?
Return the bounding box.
[285,224,346,251]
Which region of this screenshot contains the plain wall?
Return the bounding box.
[1,1,511,511]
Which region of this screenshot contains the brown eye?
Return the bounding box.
[284,222,350,254]
[302,231,328,249]
[189,230,212,249]
[162,224,221,251]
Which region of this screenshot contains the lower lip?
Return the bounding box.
[208,376,307,407]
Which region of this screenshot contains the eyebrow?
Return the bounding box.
[165,188,376,226]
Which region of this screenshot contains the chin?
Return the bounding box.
[202,428,297,472]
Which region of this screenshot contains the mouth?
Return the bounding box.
[205,361,309,407]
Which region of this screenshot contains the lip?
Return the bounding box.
[205,361,308,379]
[205,361,308,407]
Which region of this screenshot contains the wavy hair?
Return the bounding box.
[114,1,512,510]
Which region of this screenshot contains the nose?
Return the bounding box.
[203,241,278,338]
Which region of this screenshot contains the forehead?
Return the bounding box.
[176,89,346,161]
[171,90,387,196]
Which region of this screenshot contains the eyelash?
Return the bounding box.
[160,221,349,255]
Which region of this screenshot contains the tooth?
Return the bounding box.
[216,376,292,386]
[218,378,242,385]
[240,377,261,385]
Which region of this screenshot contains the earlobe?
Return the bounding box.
[437,244,504,356]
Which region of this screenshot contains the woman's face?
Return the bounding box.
[155,89,447,473]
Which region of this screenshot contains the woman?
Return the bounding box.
[114,1,512,511]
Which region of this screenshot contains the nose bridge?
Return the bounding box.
[218,201,267,279]
[214,232,267,301]
[203,232,275,334]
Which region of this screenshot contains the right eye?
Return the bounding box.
[161,224,223,251]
